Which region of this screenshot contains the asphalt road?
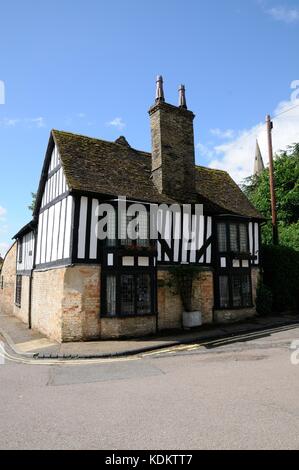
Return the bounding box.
[1,324,299,450]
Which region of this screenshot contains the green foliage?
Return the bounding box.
[255,283,273,316]
[168,265,203,312]
[261,244,299,312]
[242,144,299,249]
[28,192,37,214]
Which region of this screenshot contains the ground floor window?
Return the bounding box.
[218,273,252,309]
[104,271,154,317]
[15,275,22,307]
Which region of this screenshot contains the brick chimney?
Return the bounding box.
[149,76,196,201]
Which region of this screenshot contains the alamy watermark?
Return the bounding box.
[0,341,5,365]
[290,340,299,365]
[93,197,204,248]
[0,80,5,104]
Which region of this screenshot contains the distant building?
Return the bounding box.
[0,77,263,342]
[254,140,265,176]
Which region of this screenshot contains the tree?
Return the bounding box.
[28,192,37,214]
[242,144,299,250]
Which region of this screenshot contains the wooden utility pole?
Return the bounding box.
[266,114,278,245]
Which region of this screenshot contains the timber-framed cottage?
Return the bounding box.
[0,77,263,342]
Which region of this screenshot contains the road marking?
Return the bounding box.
[1,323,298,365]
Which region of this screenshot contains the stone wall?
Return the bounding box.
[13,275,30,324]
[149,101,196,200]
[0,242,17,316]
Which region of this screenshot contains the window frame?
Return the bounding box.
[215,219,253,310]
[18,238,23,264]
[15,275,22,307]
[101,267,157,318]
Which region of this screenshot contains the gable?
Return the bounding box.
[40,145,69,210]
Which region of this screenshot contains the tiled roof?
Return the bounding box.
[52,130,262,219]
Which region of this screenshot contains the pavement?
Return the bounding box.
[0,311,298,359]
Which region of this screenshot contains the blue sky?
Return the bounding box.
[1,0,299,255]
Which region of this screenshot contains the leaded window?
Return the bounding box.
[239,224,248,253]
[217,223,227,252]
[18,239,23,264]
[15,275,22,307]
[103,271,153,317]
[121,274,135,315]
[229,224,238,252]
[219,275,229,308]
[106,275,116,315]
[136,274,151,314]
[217,222,249,254]
[216,220,252,309]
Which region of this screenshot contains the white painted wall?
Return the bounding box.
[16,231,35,272]
[41,146,68,209]
[35,195,74,265]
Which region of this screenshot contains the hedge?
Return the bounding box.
[261,244,299,312]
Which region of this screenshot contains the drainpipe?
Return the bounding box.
[28,271,32,329]
[28,225,37,329]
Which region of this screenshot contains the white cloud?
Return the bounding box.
[25,117,45,128]
[0,206,6,219]
[210,128,235,139]
[0,118,20,127]
[200,96,299,183]
[266,6,299,23]
[107,117,126,131]
[0,117,45,128]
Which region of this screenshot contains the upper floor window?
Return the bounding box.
[217,222,248,253]
[18,239,23,264]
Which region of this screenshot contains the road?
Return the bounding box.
[1,324,299,450]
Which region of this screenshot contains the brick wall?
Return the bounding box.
[0,242,16,316]
[31,267,66,342]
[31,265,101,342]
[157,268,214,330]
[192,270,214,324]
[101,316,156,339]
[63,265,101,341]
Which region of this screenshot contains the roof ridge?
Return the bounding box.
[52,129,151,156]
[195,164,228,175]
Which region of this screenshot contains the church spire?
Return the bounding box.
[178,84,187,109]
[155,75,165,103]
[254,139,265,176]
